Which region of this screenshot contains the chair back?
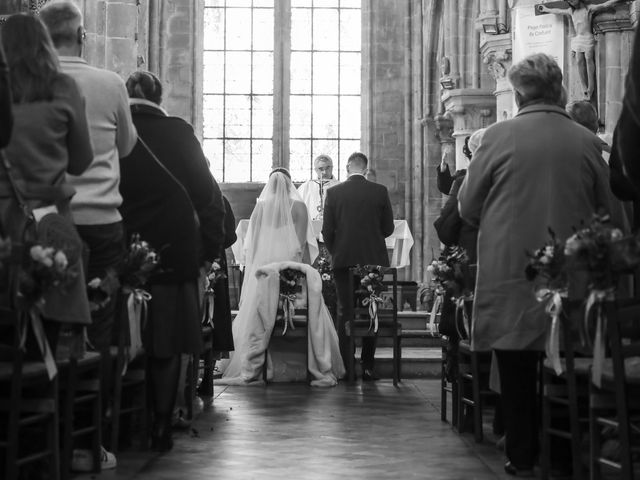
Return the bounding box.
[274,270,309,337]
[347,266,398,336]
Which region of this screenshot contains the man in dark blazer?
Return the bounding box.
[322,152,395,380]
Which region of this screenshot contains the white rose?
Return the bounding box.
[54,250,68,270]
[610,229,624,241]
[30,245,46,261]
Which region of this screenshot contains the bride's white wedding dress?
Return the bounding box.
[218,171,344,386]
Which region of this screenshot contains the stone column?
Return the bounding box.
[480,35,513,121]
[593,2,638,133]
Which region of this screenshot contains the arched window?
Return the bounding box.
[202,0,361,183]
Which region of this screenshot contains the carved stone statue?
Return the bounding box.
[537,0,625,100]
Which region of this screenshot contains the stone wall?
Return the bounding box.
[363,0,409,221]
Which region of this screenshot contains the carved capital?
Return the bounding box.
[593,1,635,33]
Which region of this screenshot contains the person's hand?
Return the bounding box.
[440,151,450,172]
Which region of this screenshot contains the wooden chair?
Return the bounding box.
[0,307,60,480]
[346,266,400,386]
[589,298,640,480]
[440,336,459,426]
[107,291,148,453]
[263,273,309,382]
[455,299,498,443]
[539,300,592,480]
[57,349,102,479]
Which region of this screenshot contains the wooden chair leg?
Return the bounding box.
[540,370,552,480]
[50,377,61,480]
[456,372,465,433]
[471,353,483,443]
[589,384,602,480]
[441,347,447,422]
[451,372,459,429]
[348,335,355,382]
[60,362,77,480]
[397,337,402,383]
[110,362,123,454]
[392,336,399,387]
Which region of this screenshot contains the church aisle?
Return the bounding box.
[81,380,513,480]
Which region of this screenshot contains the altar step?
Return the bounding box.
[354,345,442,379]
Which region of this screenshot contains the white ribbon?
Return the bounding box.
[454,296,472,340]
[538,289,565,376]
[428,294,443,336]
[122,288,151,374]
[279,293,296,335]
[29,307,57,380]
[201,288,215,328]
[362,293,383,333]
[585,288,614,387]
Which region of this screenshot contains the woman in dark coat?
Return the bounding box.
[119,71,226,451]
[198,196,236,396]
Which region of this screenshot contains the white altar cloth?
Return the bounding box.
[231,219,413,269]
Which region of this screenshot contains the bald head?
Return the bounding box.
[39,1,83,50]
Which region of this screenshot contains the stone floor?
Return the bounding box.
[76,379,514,480]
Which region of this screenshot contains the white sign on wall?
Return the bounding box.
[512,7,565,71]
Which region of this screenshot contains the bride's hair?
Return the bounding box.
[270,167,291,179]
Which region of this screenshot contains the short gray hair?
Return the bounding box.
[508,53,563,106]
[39,1,83,48]
[468,128,487,155]
[314,154,333,167]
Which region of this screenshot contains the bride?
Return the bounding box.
[219,168,344,386]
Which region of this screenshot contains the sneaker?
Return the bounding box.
[71,446,117,472]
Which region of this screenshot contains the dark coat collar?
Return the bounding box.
[516,103,571,120]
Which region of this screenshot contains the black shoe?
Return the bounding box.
[362,369,380,381]
[504,461,534,478]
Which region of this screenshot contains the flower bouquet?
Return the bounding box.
[119,234,160,364]
[278,268,304,335]
[562,213,640,385]
[16,242,77,379]
[427,246,474,339]
[202,258,226,327]
[353,265,387,333]
[315,253,337,318]
[524,228,569,375]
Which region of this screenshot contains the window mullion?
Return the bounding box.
[273,0,290,170]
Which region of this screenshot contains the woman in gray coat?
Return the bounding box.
[458,53,611,476]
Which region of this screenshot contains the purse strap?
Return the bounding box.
[0,150,34,221]
[136,136,196,212]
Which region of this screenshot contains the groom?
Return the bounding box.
[322,152,395,380]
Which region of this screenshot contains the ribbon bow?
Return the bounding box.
[201,287,215,328]
[279,293,297,335]
[536,288,567,376]
[585,288,615,387]
[26,306,57,380]
[122,287,151,373]
[454,295,472,340]
[428,294,443,336]
[362,293,383,333]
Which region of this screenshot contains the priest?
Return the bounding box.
[297,154,340,220]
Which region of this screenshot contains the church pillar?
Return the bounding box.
[593,2,638,133]
[480,34,513,121]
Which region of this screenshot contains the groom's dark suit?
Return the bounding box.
[322,174,395,374]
